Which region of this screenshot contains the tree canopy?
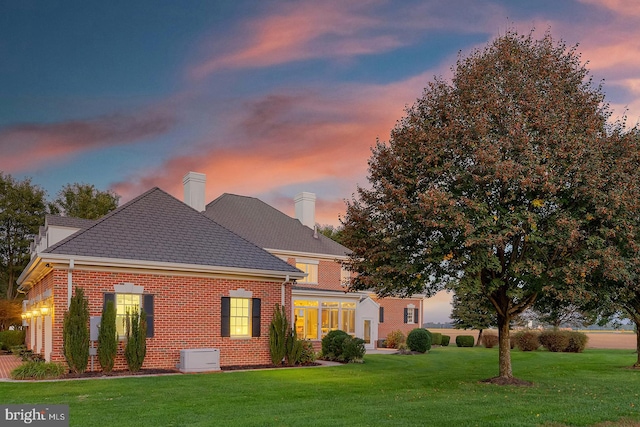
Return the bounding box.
[0,173,48,299]
[49,183,119,219]
[341,30,629,382]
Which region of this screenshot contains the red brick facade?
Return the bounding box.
[375,296,423,339]
[25,267,292,371]
[287,257,344,291]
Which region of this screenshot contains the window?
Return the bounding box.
[341,302,356,335]
[340,268,351,287]
[104,290,154,338]
[321,302,339,337]
[230,298,250,337]
[404,306,419,325]
[221,297,261,338]
[116,294,141,337]
[296,262,318,284]
[294,300,319,340]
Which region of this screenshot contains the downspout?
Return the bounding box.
[281,275,289,307]
[67,259,74,307]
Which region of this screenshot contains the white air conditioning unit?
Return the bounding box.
[179,349,221,373]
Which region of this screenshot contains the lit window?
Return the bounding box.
[230,298,250,337]
[296,262,318,284]
[116,294,141,337]
[294,300,319,340]
[341,302,356,335]
[321,302,339,337]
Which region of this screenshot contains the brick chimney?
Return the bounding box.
[183,172,206,212]
[294,192,316,229]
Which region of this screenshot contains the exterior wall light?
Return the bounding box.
[40,305,49,315]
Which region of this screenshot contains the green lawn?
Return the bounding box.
[2,347,639,426]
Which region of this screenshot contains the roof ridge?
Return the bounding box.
[44,187,163,253]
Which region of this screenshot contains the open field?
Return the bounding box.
[431,329,637,349]
[2,347,639,426]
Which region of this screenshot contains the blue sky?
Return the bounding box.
[3,0,639,321]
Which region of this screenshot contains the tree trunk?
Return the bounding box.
[497,313,513,378]
[635,320,640,368]
[476,329,484,347]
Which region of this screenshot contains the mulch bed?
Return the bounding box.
[221,362,320,371]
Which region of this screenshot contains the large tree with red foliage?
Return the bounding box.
[341,31,629,383]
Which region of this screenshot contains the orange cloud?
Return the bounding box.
[0,110,176,173]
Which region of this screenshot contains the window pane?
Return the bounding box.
[230,298,251,337]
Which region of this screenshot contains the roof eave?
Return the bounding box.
[18,253,305,292]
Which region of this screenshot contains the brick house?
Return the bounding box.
[17,187,304,370]
[200,174,424,349]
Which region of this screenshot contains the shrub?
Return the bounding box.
[269,304,289,365]
[482,333,499,348]
[341,336,366,363]
[124,308,147,372]
[377,339,387,348]
[431,332,443,346]
[385,330,406,349]
[441,335,450,346]
[565,331,588,353]
[321,330,350,361]
[97,300,118,373]
[11,361,65,380]
[0,330,25,350]
[406,328,431,353]
[514,330,540,351]
[297,340,317,365]
[63,287,90,374]
[539,330,571,352]
[456,335,475,347]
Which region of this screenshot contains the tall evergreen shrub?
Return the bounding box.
[124,308,147,372]
[63,287,89,373]
[269,304,288,365]
[97,300,118,372]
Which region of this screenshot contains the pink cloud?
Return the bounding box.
[0,109,176,173]
[112,71,433,225]
[190,0,405,79]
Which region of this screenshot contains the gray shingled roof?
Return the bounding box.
[46,215,96,230]
[44,188,301,274]
[204,194,350,257]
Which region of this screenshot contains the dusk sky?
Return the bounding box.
[3,1,640,321]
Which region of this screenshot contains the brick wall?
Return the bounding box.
[375,297,423,339]
[26,268,292,371]
[287,257,345,291]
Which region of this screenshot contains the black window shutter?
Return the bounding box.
[143,294,154,338]
[221,297,230,337]
[403,308,408,323]
[414,308,419,325]
[251,298,261,337]
[379,306,384,323]
[103,293,115,310]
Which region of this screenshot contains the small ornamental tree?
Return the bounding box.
[97,300,117,373]
[124,308,147,372]
[63,287,90,374]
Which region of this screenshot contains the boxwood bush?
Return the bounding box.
[321,330,365,362]
[441,335,450,346]
[456,335,474,347]
[482,333,499,348]
[539,330,570,352]
[565,331,589,353]
[513,330,540,351]
[406,328,431,353]
[431,332,442,346]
